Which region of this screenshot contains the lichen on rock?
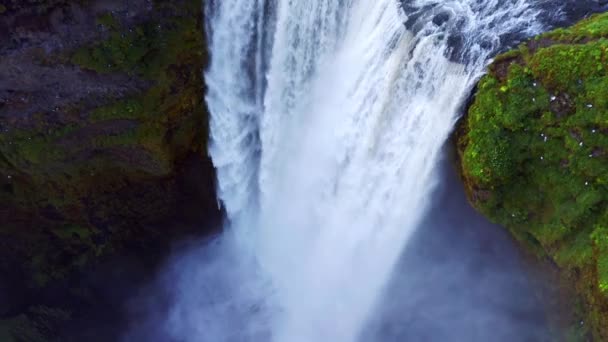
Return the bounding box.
[457,12,608,340]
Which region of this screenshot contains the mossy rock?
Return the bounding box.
[0,0,218,340]
[457,12,608,340]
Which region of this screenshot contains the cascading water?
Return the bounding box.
[189,0,547,341]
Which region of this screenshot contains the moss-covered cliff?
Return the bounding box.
[0,0,219,340]
[457,12,608,341]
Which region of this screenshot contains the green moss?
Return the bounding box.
[0,0,206,198]
[542,12,608,42]
[74,3,207,159]
[1,0,208,293]
[0,125,77,166]
[459,12,608,340]
[89,98,147,122]
[72,28,153,75]
[492,49,523,64]
[528,40,608,91]
[72,6,203,81]
[592,224,608,293]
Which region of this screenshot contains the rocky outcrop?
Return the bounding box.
[457,13,608,340]
[0,0,220,340]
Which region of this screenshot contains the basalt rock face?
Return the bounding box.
[0,0,220,340]
[457,13,608,341]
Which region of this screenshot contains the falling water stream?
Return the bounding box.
[199,0,545,341]
[133,1,602,341]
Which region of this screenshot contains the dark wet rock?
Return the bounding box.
[0,0,220,340]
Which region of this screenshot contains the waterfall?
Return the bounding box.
[195,1,545,341]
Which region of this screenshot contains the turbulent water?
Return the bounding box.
[117,1,608,341]
[194,1,549,342]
